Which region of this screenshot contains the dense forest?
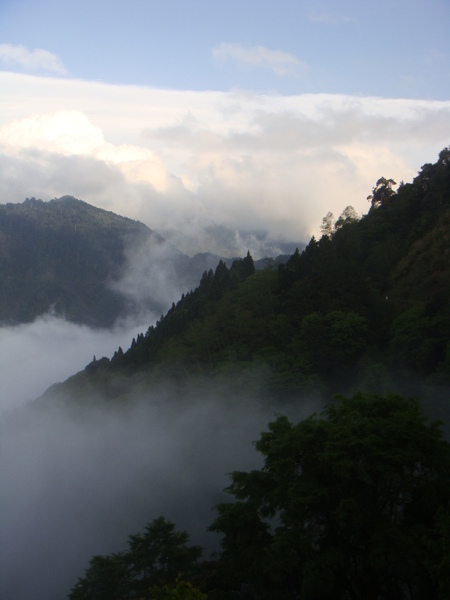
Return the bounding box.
[0,196,154,325]
[55,147,450,406]
[43,148,450,599]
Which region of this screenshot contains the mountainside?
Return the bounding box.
[46,147,450,406]
[0,196,161,326]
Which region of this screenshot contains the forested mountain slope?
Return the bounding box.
[0,196,160,326]
[50,147,450,404]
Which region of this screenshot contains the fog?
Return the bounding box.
[0,368,320,600]
[0,313,156,417]
[0,240,323,600]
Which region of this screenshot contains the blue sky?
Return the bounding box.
[1,0,449,98]
[0,0,449,252]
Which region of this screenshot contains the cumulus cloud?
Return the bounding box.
[0,43,66,74]
[212,42,306,76]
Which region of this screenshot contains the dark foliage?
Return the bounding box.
[210,392,450,599]
[69,517,203,600]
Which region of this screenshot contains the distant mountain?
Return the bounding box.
[160,221,301,259]
[0,196,297,328]
[0,196,163,326]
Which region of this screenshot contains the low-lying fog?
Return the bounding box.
[0,310,321,600]
[0,313,155,417]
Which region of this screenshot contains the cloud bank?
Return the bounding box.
[1,73,449,253]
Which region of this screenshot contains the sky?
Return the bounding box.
[0,0,449,251]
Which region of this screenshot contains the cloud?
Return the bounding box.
[0,43,66,74]
[212,42,306,76]
[0,74,450,249]
[0,110,104,154]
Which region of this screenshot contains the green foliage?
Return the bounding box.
[127,517,203,594]
[390,305,435,372]
[210,392,450,599]
[69,517,203,600]
[298,310,368,376]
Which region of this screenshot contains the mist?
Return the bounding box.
[0,242,323,600]
[0,373,321,600]
[0,313,156,417]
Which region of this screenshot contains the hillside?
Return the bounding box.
[46,147,450,405]
[0,196,162,326]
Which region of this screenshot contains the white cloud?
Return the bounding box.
[0,110,103,154]
[212,43,306,76]
[0,73,449,249]
[0,43,67,74]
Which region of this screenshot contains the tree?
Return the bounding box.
[297,310,368,379]
[242,250,256,277]
[320,211,335,237]
[389,305,436,373]
[367,177,397,208]
[210,392,450,599]
[69,517,203,600]
[127,516,203,593]
[334,205,359,230]
[69,553,130,600]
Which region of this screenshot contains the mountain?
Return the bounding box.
[0,196,297,328]
[0,196,161,326]
[44,147,450,406]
